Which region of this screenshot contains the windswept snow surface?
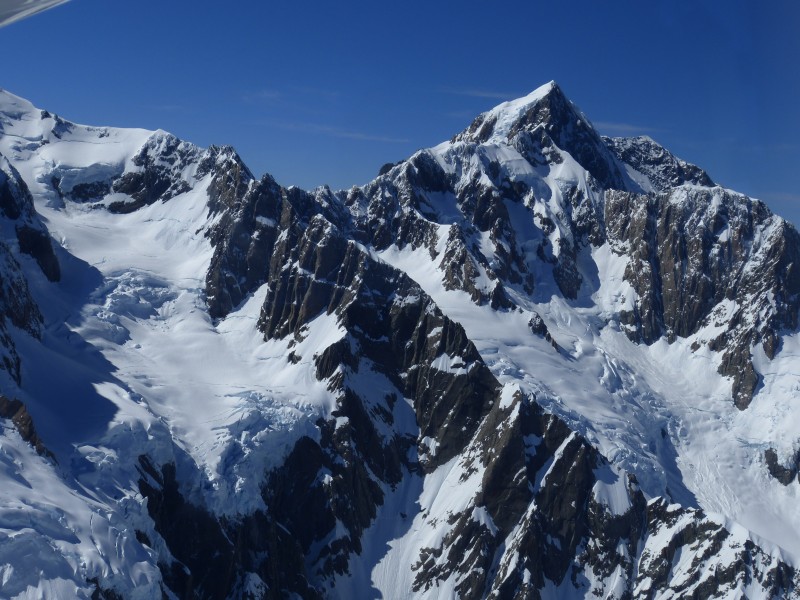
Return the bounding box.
[0,88,151,200]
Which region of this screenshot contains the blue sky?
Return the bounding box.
[2,0,799,224]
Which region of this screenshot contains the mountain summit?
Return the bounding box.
[0,84,798,599]
[454,81,628,190]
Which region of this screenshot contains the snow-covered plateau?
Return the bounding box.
[0,82,798,599]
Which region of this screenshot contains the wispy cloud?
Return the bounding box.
[266,121,409,143]
[148,104,189,112]
[741,142,800,154]
[773,143,800,152]
[289,86,342,101]
[243,86,342,105]
[677,139,800,154]
[242,89,282,103]
[444,109,479,120]
[756,191,800,204]
[439,87,518,100]
[593,121,661,136]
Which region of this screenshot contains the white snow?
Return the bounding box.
[478,81,558,142]
[591,464,633,516]
[591,243,638,316]
[430,352,471,375]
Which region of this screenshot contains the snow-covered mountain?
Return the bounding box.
[0,82,798,599]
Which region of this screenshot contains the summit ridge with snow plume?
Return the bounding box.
[0,82,799,599]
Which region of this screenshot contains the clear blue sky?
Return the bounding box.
[2,0,799,224]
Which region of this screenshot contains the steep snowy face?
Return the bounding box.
[454,81,629,191]
[0,84,799,599]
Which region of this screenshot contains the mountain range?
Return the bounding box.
[0,81,798,599]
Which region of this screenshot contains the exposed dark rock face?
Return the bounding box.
[236,183,502,472]
[344,155,442,255]
[135,388,800,599]
[176,86,800,597]
[67,180,112,202]
[324,86,620,309]
[245,182,503,479]
[378,161,400,176]
[634,499,797,599]
[508,85,628,192]
[0,154,60,281]
[0,239,41,347]
[411,391,630,597]
[143,155,512,597]
[528,312,560,351]
[0,154,56,383]
[604,135,715,192]
[150,135,800,595]
[0,164,26,221]
[0,395,53,458]
[16,223,60,282]
[439,224,488,302]
[51,173,112,203]
[765,448,800,485]
[88,578,125,600]
[605,187,800,408]
[200,144,255,214]
[456,83,628,192]
[204,171,276,319]
[203,149,354,320]
[405,389,797,599]
[334,86,798,410]
[137,457,241,599]
[343,148,536,305]
[109,132,201,213]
